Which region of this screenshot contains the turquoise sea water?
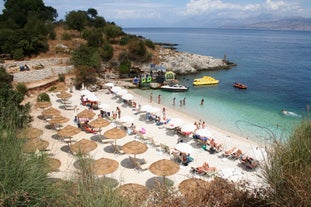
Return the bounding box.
[124,28,311,142]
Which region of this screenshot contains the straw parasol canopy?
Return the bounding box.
[47,157,61,172]
[56,91,72,99]
[48,115,70,125]
[77,109,96,119]
[57,125,81,137]
[54,82,68,92]
[122,140,148,157]
[23,139,49,153]
[103,127,126,146]
[91,158,119,175]
[18,127,43,139]
[42,107,61,117]
[89,118,110,128]
[149,159,180,177]
[178,178,210,197]
[35,101,52,109]
[115,183,149,205]
[70,139,97,154]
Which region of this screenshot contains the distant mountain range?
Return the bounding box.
[221,17,311,31]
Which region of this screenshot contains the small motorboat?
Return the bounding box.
[233,82,247,89]
[160,84,189,92]
[193,76,219,86]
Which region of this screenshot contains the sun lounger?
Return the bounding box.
[222,147,236,157]
[148,137,160,148]
[129,156,148,171]
[190,162,217,176]
[64,105,75,110]
[160,143,170,155]
[239,155,259,169]
[229,149,243,160]
[83,125,97,134]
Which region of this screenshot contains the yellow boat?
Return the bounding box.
[193,76,219,86]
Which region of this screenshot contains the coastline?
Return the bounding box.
[28,84,266,189]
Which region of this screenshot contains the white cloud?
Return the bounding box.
[184,0,302,17]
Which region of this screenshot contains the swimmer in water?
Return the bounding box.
[281,109,288,115]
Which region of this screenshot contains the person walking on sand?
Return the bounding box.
[158,94,161,104]
[149,93,153,103]
[201,98,204,105]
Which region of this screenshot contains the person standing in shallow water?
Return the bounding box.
[183,98,186,105]
[201,98,204,105]
[158,95,161,104]
[149,93,153,103]
[173,97,176,105]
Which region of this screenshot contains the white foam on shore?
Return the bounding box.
[29,86,267,188]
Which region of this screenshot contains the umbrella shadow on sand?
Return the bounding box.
[103,144,122,153]
[60,145,71,153]
[145,177,174,189]
[120,158,135,169]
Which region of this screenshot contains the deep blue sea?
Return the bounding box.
[124,28,311,143]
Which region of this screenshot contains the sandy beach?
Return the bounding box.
[29,84,266,189]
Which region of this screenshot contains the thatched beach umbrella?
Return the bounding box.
[115,183,149,205]
[56,91,72,99]
[149,159,179,184]
[47,157,61,172]
[70,139,97,154]
[122,140,147,158]
[178,178,209,198]
[48,115,70,125]
[57,125,81,137]
[42,107,61,117]
[18,127,43,139]
[77,109,96,119]
[103,127,126,146]
[91,158,119,175]
[89,118,110,129]
[35,101,52,109]
[23,139,49,153]
[54,82,68,92]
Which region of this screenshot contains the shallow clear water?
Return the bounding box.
[125,28,311,142]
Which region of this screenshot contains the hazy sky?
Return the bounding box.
[1,0,311,27]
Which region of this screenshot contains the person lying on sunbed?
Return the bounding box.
[192,162,217,174]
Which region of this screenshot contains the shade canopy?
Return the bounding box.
[167,118,184,128]
[195,129,212,138]
[104,82,114,87]
[23,139,49,153]
[47,157,61,172]
[89,118,110,128]
[98,103,111,110]
[174,143,193,154]
[42,107,61,117]
[57,125,81,137]
[56,91,72,99]
[180,123,197,133]
[111,86,122,93]
[104,127,126,140]
[70,139,97,154]
[178,178,209,197]
[116,89,128,96]
[18,127,43,139]
[122,140,148,155]
[121,93,134,100]
[149,159,179,177]
[77,109,96,119]
[91,158,119,175]
[48,115,70,125]
[35,101,52,109]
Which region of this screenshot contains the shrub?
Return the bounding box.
[145,39,155,50]
[263,121,311,207]
[37,93,50,102]
[15,83,28,96]
[58,73,65,82]
[61,32,72,40]
[12,48,24,60]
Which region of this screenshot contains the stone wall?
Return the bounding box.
[13,65,74,83]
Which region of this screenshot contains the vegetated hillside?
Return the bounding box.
[33,24,161,65]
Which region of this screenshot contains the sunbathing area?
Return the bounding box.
[26,82,267,189]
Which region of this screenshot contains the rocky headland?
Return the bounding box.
[1,47,236,90]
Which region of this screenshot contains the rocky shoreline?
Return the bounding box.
[143,48,236,74]
[1,48,236,88]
